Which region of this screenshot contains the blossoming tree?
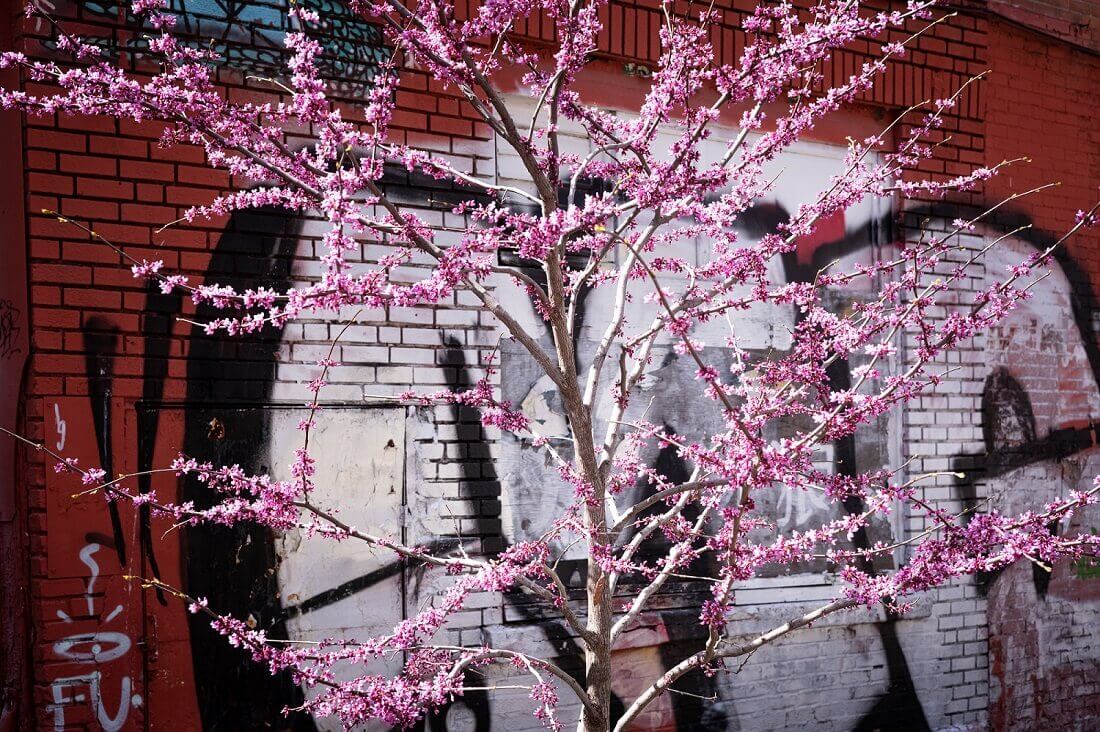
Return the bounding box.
[4,0,1099,729]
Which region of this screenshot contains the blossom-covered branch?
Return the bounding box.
[6,0,1100,729]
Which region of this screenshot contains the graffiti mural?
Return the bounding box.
[140,113,923,729]
[7,0,1100,728]
[119,183,1100,732]
[934,229,1100,730]
[126,131,941,730]
[49,542,141,732]
[42,397,144,730]
[20,4,1100,721]
[30,133,1099,732]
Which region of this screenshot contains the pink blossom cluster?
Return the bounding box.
[12,0,1100,728]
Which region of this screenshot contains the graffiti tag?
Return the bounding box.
[48,543,141,731]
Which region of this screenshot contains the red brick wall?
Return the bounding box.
[982,17,1100,731]
[4,0,1096,729]
[985,18,1100,299]
[0,0,30,724]
[9,1,489,727]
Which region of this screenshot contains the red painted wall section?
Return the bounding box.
[0,0,30,725]
[985,19,1100,282]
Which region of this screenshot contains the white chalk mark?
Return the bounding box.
[53,403,67,451]
[48,672,132,732]
[50,674,92,732]
[79,543,101,616]
[53,632,131,664]
[777,487,831,530]
[96,675,131,732]
[48,545,134,732]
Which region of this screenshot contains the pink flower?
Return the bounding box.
[10,0,1098,727]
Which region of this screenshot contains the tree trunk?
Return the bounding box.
[544,251,613,731]
[583,557,613,731]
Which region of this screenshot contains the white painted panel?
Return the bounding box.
[267,407,406,731]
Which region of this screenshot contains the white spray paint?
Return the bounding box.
[48,542,138,731]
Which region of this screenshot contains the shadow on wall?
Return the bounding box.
[180,207,314,730]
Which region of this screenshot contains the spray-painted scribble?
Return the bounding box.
[0,299,20,360]
[53,403,66,452]
[48,543,140,732]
